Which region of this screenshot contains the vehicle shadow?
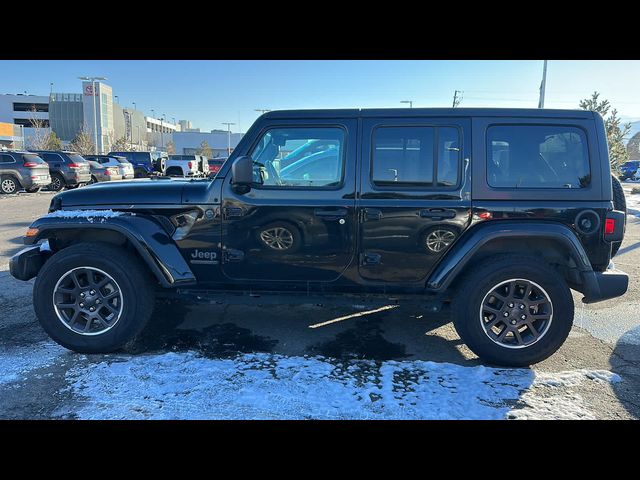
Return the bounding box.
[129,298,480,367]
[610,325,640,419]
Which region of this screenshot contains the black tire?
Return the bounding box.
[452,255,574,367]
[1,175,20,194]
[611,175,626,257]
[89,176,98,184]
[33,242,155,353]
[134,168,147,178]
[256,221,302,253]
[26,186,42,193]
[48,173,65,192]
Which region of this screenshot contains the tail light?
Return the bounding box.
[604,210,625,243]
[605,218,615,235]
[68,163,81,169]
[23,161,40,168]
[188,161,193,169]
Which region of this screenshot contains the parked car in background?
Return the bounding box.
[107,151,166,178]
[0,151,51,194]
[30,150,91,192]
[87,161,122,183]
[165,154,208,177]
[207,157,227,178]
[619,160,640,180]
[85,155,134,180]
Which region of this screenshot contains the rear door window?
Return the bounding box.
[487,125,590,189]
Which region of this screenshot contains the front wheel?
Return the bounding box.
[48,173,65,192]
[1,176,19,194]
[33,242,155,353]
[452,255,573,367]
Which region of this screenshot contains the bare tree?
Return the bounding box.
[111,136,132,151]
[165,140,176,155]
[70,125,95,155]
[196,141,212,158]
[25,106,50,150]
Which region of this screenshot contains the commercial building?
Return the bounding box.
[0,121,24,149]
[0,94,51,146]
[49,93,83,142]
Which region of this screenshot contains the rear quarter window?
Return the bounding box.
[487,125,590,189]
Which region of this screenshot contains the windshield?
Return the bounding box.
[114,157,130,164]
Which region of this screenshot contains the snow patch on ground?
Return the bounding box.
[626,191,640,217]
[0,342,67,386]
[62,352,621,420]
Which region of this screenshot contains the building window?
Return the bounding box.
[14,118,50,128]
[13,102,49,113]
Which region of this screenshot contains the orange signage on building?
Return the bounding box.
[0,122,16,137]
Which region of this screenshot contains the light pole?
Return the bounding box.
[400,100,413,108]
[78,76,107,154]
[222,122,235,156]
[538,60,548,109]
[160,114,166,149]
[132,102,136,111]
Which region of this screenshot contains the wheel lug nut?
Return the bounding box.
[519,304,525,310]
[80,293,85,298]
[90,290,95,295]
[95,299,100,304]
[89,307,95,312]
[510,320,517,325]
[503,312,509,317]
[521,314,526,320]
[79,303,84,307]
[508,303,514,308]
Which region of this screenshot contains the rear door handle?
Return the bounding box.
[363,208,383,221]
[420,208,457,220]
[314,208,348,219]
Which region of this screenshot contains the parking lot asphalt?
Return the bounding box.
[0,185,639,419]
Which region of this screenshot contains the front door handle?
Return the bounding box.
[314,208,348,219]
[420,208,457,220]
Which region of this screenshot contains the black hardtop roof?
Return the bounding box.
[262,107,595,120]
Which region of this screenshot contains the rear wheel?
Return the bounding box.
[452,255,573,367]
[611,175,626,257]
[33,242,155,353]
[1,176,19,194]
[89,175,98,184]
[48,173,65,192]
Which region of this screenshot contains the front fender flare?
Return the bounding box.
[25,214,196,288]
[426,221,592,291]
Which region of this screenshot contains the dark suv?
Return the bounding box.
[619,160,640,181]
[30,151,91,191]
[0,151,51,194]
[107,151,166,178]
[10,108,629,366]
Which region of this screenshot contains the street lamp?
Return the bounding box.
[222,122,236,156]
[160,114,166,149]
[400,100,413,108]
[132,102,136,111]
[78,76,107,154]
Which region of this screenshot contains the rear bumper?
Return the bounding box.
[581,267,629,304]
[9,245,45,281]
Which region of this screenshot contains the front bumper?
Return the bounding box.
[581,267,629,304]
[9,245,46,281]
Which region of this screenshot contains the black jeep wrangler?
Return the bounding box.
[10,108,629,366]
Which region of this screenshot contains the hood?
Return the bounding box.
[55,178,215,207]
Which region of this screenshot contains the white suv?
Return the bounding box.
[165,155,208,177]
[85,155,134,180]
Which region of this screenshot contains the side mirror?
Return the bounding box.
[231,155,253,193]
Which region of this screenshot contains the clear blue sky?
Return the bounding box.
[2,60,640,132]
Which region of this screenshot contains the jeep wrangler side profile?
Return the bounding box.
[10,108,629,366]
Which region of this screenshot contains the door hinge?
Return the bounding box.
[223,249,245,263]
[360,252,381,266]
